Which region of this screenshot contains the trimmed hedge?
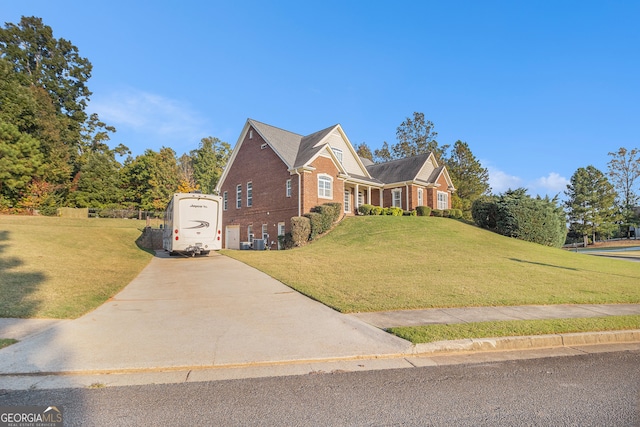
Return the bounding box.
[290,216,311,246]
[358,204,374,215]
[431,209,443,217]
[416,206,431,216]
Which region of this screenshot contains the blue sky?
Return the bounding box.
[5,1,640,197]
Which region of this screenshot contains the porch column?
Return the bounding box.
[355,184,360,211]
[367,187,371,205]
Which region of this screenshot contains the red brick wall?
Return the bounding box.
[219,127,299,248]
[300,155,344,214]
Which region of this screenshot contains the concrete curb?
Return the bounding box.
[413,329,640,355]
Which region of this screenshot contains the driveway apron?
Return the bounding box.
[0,253,411,374]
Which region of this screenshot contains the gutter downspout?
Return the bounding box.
[294,169,302,217]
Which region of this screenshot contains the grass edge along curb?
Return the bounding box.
[388,315,640,344]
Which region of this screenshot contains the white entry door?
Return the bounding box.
[225,225,240,249]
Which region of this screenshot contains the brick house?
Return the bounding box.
[216,119,455,249]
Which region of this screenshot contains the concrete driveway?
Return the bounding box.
[0,252,412,375]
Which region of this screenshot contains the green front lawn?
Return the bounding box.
[0,215,153,319]
[224,216,640,313]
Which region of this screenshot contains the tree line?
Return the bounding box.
[355,111,492,218]
[0,16,230,215]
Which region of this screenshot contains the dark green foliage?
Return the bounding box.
[373,112,448,163]
[431,209,443,217]
[403,210,417,216]
[190,136,231,193]
[358,204,374,215]
[0,121,43,205]
[447,140,491,217]
[416,206,431,216]
[304,212,323,240]
[472,188,567,247]
[565,166,618,241]
[278,232,295,250]
[323,202,342,222]
[449,209,463,219]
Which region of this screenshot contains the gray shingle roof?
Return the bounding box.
[294,124,339,168]
[366,152,432,184]
[249,119,303,167]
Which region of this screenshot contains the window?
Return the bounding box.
[247,182,253,207]
[437,191,448,210]
[417,188,424,207]
[344,190,351,213]
[358,191,364,206]
[332,148,343,164]
[286,179,292,197]
[236,184,242,209]
[223,191,228,211]
[248,225,254,242]
[392,189,402,208]
[318,175,332,199]
[262,224,268,241]
[249,129,253,139]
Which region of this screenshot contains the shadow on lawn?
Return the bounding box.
[509,258,578,271]
[0,230,46,318]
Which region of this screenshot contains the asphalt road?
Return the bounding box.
[1,349,638,426]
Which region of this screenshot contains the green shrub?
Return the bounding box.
[471,189,567,248]
[291,216,311,245]
[443,209,451,218]
[403,210,417,216]
[358,204,374,215]
[449,209,463,219]
[323,202,342,222]
[372,206,384,215]
[416,206,431,216]
[384,207,403,216]
[431,209,443,217]
[304,212,324,239]
[278,232,295,250]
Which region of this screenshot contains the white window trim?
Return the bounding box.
[417,188,424,207]
[248,225,254,242]
[286,179,292,197]
[392,188,402,208]
[247,182,253,207]
[437,191,448,210]
[236,184,242,209]
[318,174,333,199]
[262,224,268,241]
[223,191,228,211]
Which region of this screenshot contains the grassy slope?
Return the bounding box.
[224,216,640,313]
[1,215,153,318]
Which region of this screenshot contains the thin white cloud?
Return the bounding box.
[531,172,569,196]
[488,166,522,194]
[90,88,211,154]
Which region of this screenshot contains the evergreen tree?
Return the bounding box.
[191,137,231,194]
[447,140,491,217]
[565,165,619,242]
[0,121,44,206]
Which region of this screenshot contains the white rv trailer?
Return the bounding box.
[163,193,223,256]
